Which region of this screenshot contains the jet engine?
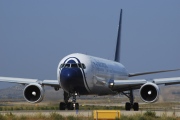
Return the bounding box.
[139,82,159,103]
[23,83,44,103]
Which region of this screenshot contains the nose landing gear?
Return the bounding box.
[59,91,79,110]
[72,93,79,110]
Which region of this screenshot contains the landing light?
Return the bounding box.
[110,83,114,86]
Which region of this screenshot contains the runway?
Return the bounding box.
[0,110,180,117]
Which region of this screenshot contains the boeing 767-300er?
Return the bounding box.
[0,9,180,111]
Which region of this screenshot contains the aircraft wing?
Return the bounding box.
[108,77,180,91]
[129,69,180,77]
[153,77,180,85]
[42,79,60,87]
[0,76,60,87]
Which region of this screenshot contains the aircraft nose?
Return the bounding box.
[60,69,78,92]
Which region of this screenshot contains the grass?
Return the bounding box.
[1,100,180,111]
[0,112,93,120]
[119,111,179,120]
[0,111,180,120]
[0,102,178,111]
[1,101,180,120]
[0,104,124,111]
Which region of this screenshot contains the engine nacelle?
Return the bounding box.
[139,82,159,103]
[23,83,45,103]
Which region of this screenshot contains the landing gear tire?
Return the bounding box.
[67,102,74,110]
[60,91,80,110]
[59,102,66,110]
[122,90,140,111]
[125,102,131,111]
[133,102,139,111]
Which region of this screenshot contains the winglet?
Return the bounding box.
[114,9,123,62]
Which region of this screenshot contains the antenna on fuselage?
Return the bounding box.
[114,9,122,63]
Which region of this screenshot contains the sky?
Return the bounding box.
[0,0,180,89]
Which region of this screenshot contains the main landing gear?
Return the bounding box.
[59,91,79,110]
[122,90,139,111]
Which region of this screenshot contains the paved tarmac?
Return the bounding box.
[0,110,180,117]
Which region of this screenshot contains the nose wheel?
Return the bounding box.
[59,91,79,110]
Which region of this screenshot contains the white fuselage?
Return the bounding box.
[57,53,129,95]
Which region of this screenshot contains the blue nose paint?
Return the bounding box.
[60,59,88,94]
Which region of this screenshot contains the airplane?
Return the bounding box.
[0,9,180,111]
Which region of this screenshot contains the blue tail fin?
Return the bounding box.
[114,9,122,62]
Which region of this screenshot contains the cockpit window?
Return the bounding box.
[78,63,86,69]
[82,63,86,69]
[60,63,86,69]
[78,64,82,68]
[64,64,70,68]
[60,64,65,68]
[71,64,78,68]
